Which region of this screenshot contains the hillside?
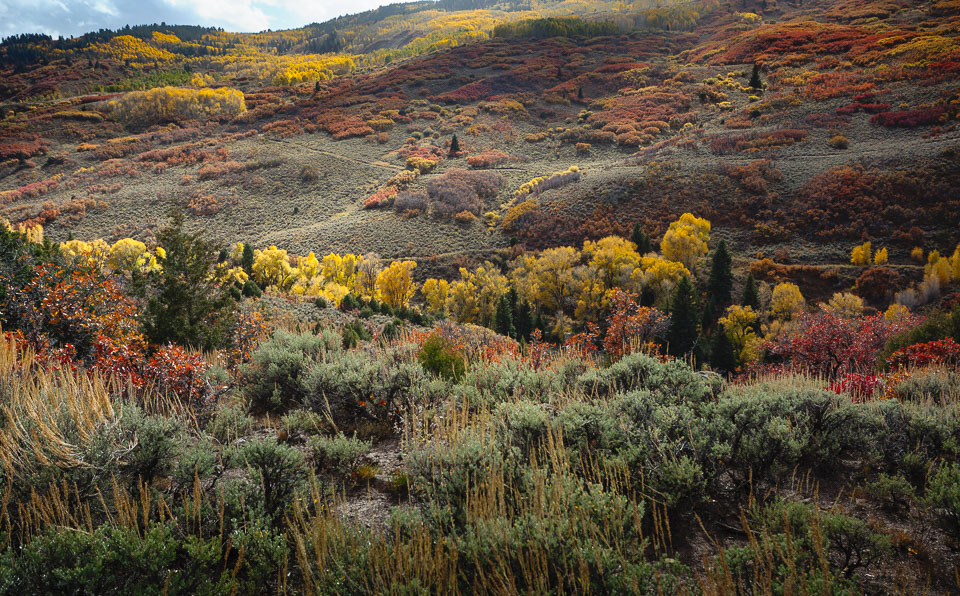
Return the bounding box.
[1,0,960,593]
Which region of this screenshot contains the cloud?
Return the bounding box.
[0,0,423,38]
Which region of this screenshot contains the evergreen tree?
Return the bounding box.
[707,239,733,313]
[741,272,760,311]
[494,294,515,338]
[136,212,235,351]
[449,134,461,156]
[577,86,584,100]
[668,276,699,356]
[241,242,254,275]
[516,300,533,341]
[630,223,651,254]
[749,63,763,90]
[708,329,737,375]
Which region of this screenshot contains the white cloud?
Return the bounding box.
[161,0,270,32]
[0,0,423,38]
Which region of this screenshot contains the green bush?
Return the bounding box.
[173,440,219,491]
[206,403,253,444]
[865,473,916,512]
[241,330,332,413]
[309,433,371,474]
[230,438,307,524]
[894,368,960,404]
[417,334,465,381]
[925,462,960,537]
[242,279,262,298]
[3,520,285,595]
[121,406,182,482]
[302,349,426,427]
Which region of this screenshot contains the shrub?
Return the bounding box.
[828,135,849,149]
[417,333,466,381]
[865,473,915,512]
[207,403,253,444]
[309,433,371,475]
[6,523,278,594]
[241,330,332,413]
[925,462,960,537]
[426,169,503,218]
[299,165,319,183]
[230,438,307,524]
[302,350,424,427]
[121,406,182,482]
[871,107,946,128]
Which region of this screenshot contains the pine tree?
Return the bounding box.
[136,212,235,351]
[708,329,737,374]
[494,294,515,338]
[516,300,533,341]
[749,63,763,90]
[741,272,760,311]
[241,242,254,275]
[449,134,461,157]
[707,239,733,312]
[630,223,651,254]
[577,86,584,100]
[668,275,699,356]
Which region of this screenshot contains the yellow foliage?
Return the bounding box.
[252,246,296,290]
[926,258,952,285]
[850,241,871,266]
[501,199,538,232]
[60,238,109,262]
[422,279,449,314]
[376,261,418,310]
[107,238,148,271]
[582,236,641,289]
[215,264,249,285]
[660,213,710,269]
[720,304,761,366]
[821,292,864,317]
[884,303,911,322]
[910,246,924,262]
[631,256,689,299]
[771,282,805,320]
[511,247,580,314]
[109,86,246,128]
[873,247,888,265]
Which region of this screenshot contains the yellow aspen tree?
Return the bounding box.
[421,278,450,314]
[850,241,871,266]
[376,260,418,309]
[771,282,805,320]
[660,213,710,269]
[873,247,888,265]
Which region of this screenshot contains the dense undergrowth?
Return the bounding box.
[0,218,958,593]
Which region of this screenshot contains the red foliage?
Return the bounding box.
[466,150,518,169]
[887,338,960,370]
[829,373,886,402]
[710,129,808,154]
[855,267,900,304]
[768,311,920,378]
[363,187,398,209]
[602,289,670,358]
[835,102,890,116]
[871,106,947,128]
[0,137,50,161]
[144,344,211,402]
[727,159,782,195]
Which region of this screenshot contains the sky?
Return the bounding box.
[0,0,421,39]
